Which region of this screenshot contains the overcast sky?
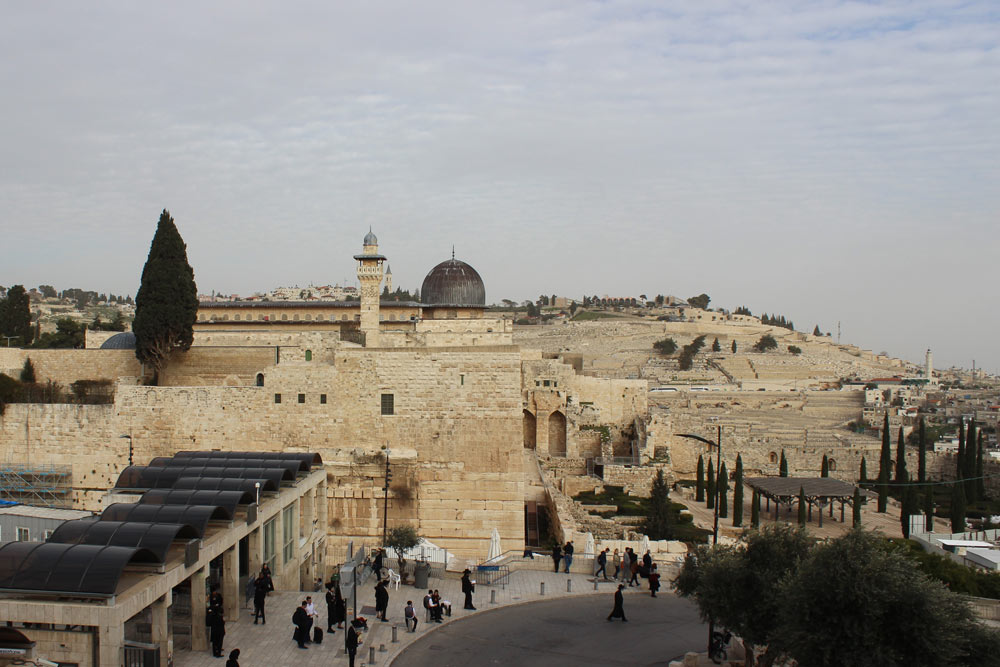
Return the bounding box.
[1,2,997,372]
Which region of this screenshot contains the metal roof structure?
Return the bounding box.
[47,519,199,563]
[98,332,136,349]
[173,475,280,495]
[148,456,302,479]
[0,505,92,520]
[115,465,289,490]
[744,477,876,501]
[173,450,323,471]
[138,489,250,517]
[0,542,157,596]
[420,258,486,307]
[100,503,229,537]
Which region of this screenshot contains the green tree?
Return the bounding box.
[901,479,916,538]
[977,432,986,501]
[812,325,821,336]
[732,455,744,527]
[751,488,760,528]
[878,414,891,512]
[0,285,32,345]
[525,301,538,317]
[653,337,677,355]
[859,456,867,483]
[706,460,715,510]
[384,523,421,568]
[779,530,1000,667]
[32,318,84,349]
[753,334,777,352]
[38,284,57,299]
[797,487,807,526]
[787,345,802,355]
[895,426,907,484]
[731,339,737,354]
[642,469,674,540]
[965,421,977,500]
[821,454,829,478]
[712,337,721,352]
[133,209,199,384]
[924,489,934,532]
[687,293,710,309]
[19,357,35,383]
[951,481,966,533]
[779,450,788,477]
[675,524,811,666]
[918,417,927,483]
[718,462,729,519]
[852,488,862,528]
[695,455,705,502]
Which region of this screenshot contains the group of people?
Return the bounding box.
[247,565,274,624]
[550,540,575,572]
[422,587,452,622]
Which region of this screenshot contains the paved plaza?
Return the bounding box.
[174,563,702,666]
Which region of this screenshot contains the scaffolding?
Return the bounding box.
[0,464,73,508]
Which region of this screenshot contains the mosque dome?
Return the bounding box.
[420,258,486,306]
[363,230,378,246]
[99,332,136,350]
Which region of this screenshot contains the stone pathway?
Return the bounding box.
[174,566,644,666]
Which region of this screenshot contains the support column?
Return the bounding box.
[840,500,845,522]
[98,620,123,667]
[248,527,262,580]
[151,590,172,667]
[191,567,208,651]
[818,503,824,528]
[223,546,239,622]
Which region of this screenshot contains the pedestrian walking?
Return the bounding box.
[375,579,390,621]
[611,548,621,579]
[292,600,310,649]
[207,606,225,657]
[225,649,240,667]
[607,584,628,622]
[642,550,653,576]
[304,596,317,641]
[628,557,640,587]
[552,544,562,573]
[563,540,574,573]
[346,620,362,667]
[595,548,608,579]
[332,585,346,629]
[461,569,476,610]
[372,548,385,579]
[259,565,274,593]
[253,574,268,624]
[404,600,418,632]
[325,583,338,632]
[649,564,661,597]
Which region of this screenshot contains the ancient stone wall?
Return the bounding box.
[0,348,142,385]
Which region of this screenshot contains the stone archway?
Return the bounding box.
[549,411,567,457]
[523,410,536,449]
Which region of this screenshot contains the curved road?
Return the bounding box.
[394,591,707,666]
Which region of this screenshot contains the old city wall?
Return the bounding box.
[0,348,143,385]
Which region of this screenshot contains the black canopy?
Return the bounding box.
[0,542,157,596]
[139,489,250,517]
[116,465,290,489]
[48,519,199,563]
[147,457,301,480]
[100,503,229,537]
[173,476,279,495]
[173,450,322,471]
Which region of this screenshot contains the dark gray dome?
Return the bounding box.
[420,259,486,306]
[100,332,136,350]
[364,230,378,246]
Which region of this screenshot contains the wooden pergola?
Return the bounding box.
[744,477,878,527]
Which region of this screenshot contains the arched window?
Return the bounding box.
[293,314,300,321]
[342,314,348,321]
[256,373,264,387]
[234,314,241,321]
[304,314,312,321]
[281,314,288,321]
[828,458,837,472]
[305,350,312,362]
[769,452,778,464]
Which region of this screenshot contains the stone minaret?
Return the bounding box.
[354,229,386,346]
[925,349,934,382]
[384,264,392,294]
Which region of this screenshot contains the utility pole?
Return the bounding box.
[382,450,392,547]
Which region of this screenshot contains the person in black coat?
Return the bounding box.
[292,601,310,649]
[461,569,476,610]
[346,621,362,667]
[374,579,390,621]
[207,606,226,657]
[551,544,562,573]
[253,575,268,624]
[595,548,608,580]
[325,584,338,632]
[333,585,347,629]
[225,649,240,667]
[372,549,384,579]
[607,584,627,622]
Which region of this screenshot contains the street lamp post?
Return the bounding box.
[677,425,723,545]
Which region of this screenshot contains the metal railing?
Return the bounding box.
[592,455,640,467]
[124,642,159,667]
[475,563,511,588]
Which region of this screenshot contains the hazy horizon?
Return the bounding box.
[2,2,997,372]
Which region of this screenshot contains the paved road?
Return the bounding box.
[394,591,707,666]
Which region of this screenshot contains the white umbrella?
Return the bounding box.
[487,527,502,562]
[640,534,650,555]
[585,532,595,558]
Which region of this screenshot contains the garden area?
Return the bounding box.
[573,483,711,543]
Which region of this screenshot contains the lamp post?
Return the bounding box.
[677,424,722,545]
[119,434,133,466]
[382,449,391,548]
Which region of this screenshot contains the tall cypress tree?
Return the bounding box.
[750,488,760,528]
[732,455,744,527]
[718,462,729,519]
[0,285,33,345]
[852,487,862,528]
[976,432,986,501]
[779,450,788,477]
[964,421,977,500]
[133,209,198,385]
[957,420,966,481]
[821,454,829,478]
[917,417,926,484]
[878,414,891,512]
[950,481,966,534]
[859,456,868,483]
[798,487,807,526]
[895,427,907,485]
[695,455,705,502]
[924,489,934,532]
[706,460,715,510]
[900,472,915,538]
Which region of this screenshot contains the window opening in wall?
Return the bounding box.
[263,517,277,572]
[281,314,288,321]
[274,394,281,404]
[282,504,296,564]
[553,381,558,387]
[16,527,29,542]
[320,394,327,404]
[234,314,240,321]
[305,350,312,362]
[298,393,305,404]
[304,314,311,321]
[381,393,394,415]
[535,381,540,387]
[342,314,348,321]
[256,373,264,387]
[543,380,550,387]
[293,314,300,321]
[460,374,465,385]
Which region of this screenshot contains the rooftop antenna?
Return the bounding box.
[452,245,455,260]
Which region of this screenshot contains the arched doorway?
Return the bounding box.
[523,410,536,449]
[255,373,264,387]
[549,411,567,457]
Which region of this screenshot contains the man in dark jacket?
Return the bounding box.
[346,620,362,667]
[563,540,574,573]
[207,606,226,657]
[253,575,268,624]
[607,584,627,622]
[551,544,562,573]
[374,579,390,621]
[372,549,384,579]
[292,601,309,649]
[595,548,608,579]
[461,569,476,610]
